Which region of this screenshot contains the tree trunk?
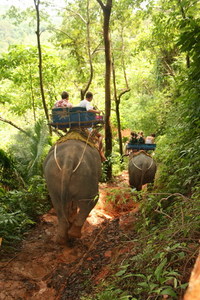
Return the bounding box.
[116,101,123,155]
[113,89,130,157]
[112,32,130,157]
[80,0,94,100]
[96,0,113,180]
[112,55,123,156]
[29,66,36,122]
[34,0,52,135]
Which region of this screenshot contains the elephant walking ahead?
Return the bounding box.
[128,151,156,191]
[43,139,101,244]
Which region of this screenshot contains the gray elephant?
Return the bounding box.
[43,139,101,244]
[128,152,156,191]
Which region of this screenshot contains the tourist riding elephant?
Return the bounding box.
[128,152,156,191]
[43,139,101,244]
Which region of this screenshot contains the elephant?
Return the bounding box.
[43,139,101,244]
[128,151,156,191]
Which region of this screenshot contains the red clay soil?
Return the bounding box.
[0,171,140,300]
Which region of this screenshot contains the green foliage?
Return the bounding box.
[115,191,199,299]
[9,119,51,181]
[0,148,12,169]
[0,44,74,114]
[156,130,200,194]
[101,154,115,182]
[0,120,51,246]
[84,189,199,299]
[0,175,51,245]
[81,286,133,300]
[100,150,126,182]
[105,188,133,207]
[0,209,34,242]
[0,148,22,189]
[116,263,181,299]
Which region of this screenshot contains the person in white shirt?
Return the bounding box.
[78,92,100,113]
[145,133,156,144]
[79,92,106,161]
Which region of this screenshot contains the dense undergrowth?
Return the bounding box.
[81,186,200,300]
[0,175,51,247]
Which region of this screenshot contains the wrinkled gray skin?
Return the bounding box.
[43,140,101,244]
[128,152,156,191]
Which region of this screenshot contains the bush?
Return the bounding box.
[0,148,22,190]
[83,190,200,300]
[0,175,51,246]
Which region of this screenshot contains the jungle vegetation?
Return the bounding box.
[0,0,200,299]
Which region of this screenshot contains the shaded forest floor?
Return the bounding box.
[0,171,141,300]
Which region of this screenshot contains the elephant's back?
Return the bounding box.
[44,139,101,177]
[43,139,101,201]
[128,152,156,190]
[129,152,152,168]
[128,153,156,177]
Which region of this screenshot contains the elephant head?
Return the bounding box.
[43,139,101,244]
[128,151,156,191]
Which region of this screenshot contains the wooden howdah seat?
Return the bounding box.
[50,107,104,129]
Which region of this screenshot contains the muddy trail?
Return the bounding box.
[0,171,140,300]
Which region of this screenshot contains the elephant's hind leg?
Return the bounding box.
[56,214,70,245]
[68,197,98,239]
[68,224,82,239]
[68,201,78,227]
[68,202,81,239]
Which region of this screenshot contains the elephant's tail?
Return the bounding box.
[136,157,154,190]
[60,163,73,224]
[138,169,145,191]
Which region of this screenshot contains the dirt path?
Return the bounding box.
[0,172,140,300]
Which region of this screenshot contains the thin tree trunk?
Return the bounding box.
[113,88,130,156]
[34,0,52,135]
[29,66,36,122]
[112,28,130,157]
[81,0,94,99]
[115,101,123,155]
[112,55,123,156]
[96,0,113,180]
